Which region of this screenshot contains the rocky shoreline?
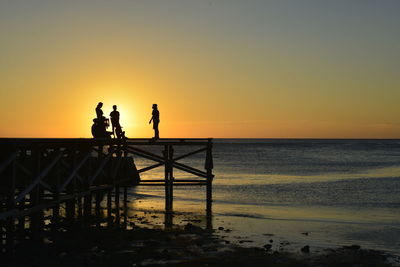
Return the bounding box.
[5,220,400,267]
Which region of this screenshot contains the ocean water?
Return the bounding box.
[128,139,400,255]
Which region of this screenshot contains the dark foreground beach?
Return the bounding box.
[4,211,400,267]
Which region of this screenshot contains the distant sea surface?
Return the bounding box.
[130,139,400,255]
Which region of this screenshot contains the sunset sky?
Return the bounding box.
[1,0,399,138]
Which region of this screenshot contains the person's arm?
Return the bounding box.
[149,116,153,124]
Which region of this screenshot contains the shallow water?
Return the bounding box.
[128,139,400,255]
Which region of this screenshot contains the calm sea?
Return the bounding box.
[129,139,400,255]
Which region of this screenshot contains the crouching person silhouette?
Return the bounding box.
[91,102,113,138]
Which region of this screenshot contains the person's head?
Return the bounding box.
[152,104,158,109]
[97,102,103,108]
[113,105,117,110]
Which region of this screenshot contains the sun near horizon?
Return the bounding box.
[1,1,399,139]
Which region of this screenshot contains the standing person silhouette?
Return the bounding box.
[149,104,160,139]
[110,105,121,138]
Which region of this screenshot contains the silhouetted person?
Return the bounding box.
[110,105,125,138]
[96,102,104,119]
[149,104,160,139]
[92,102,112,138]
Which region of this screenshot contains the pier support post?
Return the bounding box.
[95,192,102,228]
[77,197,83,220]
[0,221,4,254]
[164,145,174,212]
[84,155,92,225]
[52,192,60,230]
[168,146,174,211]
[5,218,15,255]
[17,213,25,241]
[30,149,44,241]
[164,145,169,211]
[66,147,77,226]
[164,212,173,229]
[123,187,128,228]
[205,139,213,229]
[83,194,92,224]
[65,198,75,226]
[107,189,112,227]
[115,186,120,224]
[52,148,62,230]
[5,159,16,253]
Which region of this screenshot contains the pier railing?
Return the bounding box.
[124,138,214,210]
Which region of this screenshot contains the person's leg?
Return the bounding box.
[153,122,159,139]
[116,124,122,138]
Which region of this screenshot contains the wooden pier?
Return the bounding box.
[0,138,214,254]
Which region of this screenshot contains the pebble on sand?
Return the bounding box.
[264,244,272,251]
[301,245,310,253]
